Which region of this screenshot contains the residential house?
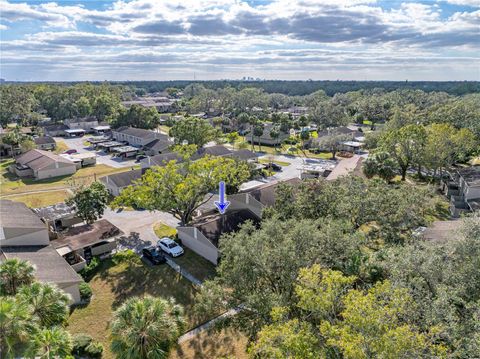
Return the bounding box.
[43,123,69,137]
[0,200,83,303]
[11,149,77,180]
[178,178,302,264]
[33,203,83,236]
[443,166,480,217]
[309,126,363,151]
[177,209,260,264]
[111,127,172,155]
[140,152,185,169]
[100,169,143,196]
[34,136,56,150]
[50,219,122,272]
[245,124,290,146]
[64,116,99,132]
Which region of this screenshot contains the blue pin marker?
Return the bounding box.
[214,181,230,214]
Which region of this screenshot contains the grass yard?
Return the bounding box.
[170,328,248,359]
[69,259,201,359]
[0,162,139,196]
[7,189,71,207]
[173,248,217,282]
[53,140,69,154]
[153,221,178,238]
[258,158,291,167]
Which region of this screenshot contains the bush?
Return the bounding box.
[72,333,103,358]
[79,257,100,281]
[112,249,140,265]
[79,282,92,301]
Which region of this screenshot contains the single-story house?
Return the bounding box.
[34,136,56,150]
[191,145,233,160]
[112,146,139,159]
[230,149,258,162]
[60,152,96,168]
[177,209,260,265]
[142,137,173,156]
[43,124,69,137]
[1,245,83,304]
[91,125,111,135]
[11,149,77,180]
[0,199,49,246]
[140,152,185,169]
[112,127,170,147]
[33,202,83,236]
[245,124,290,146]
[50,219,122,272]
[100,168,143,196]
[64,128,86,137]
[64,116,99,132]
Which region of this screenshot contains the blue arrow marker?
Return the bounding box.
[214,181,230,214]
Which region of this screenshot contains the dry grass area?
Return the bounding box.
[68,259,200,359]
[153,221,178,238]
[7,189,71,207]
[53,139,69,154]
[170,328,248,359]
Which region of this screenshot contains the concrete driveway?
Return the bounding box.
[102,207,179,252]
[55,136,137,168]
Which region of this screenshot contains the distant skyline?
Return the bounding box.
[1,0,479,81]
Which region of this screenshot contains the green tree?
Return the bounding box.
[0,259,36,296]
[67,182,110,224]
[253,125,264,152]
[269,127,280,151]
[0,297,35,357]
[362,151,397,182]
[112,156,250,225]
[17,283,69,327]
[380,124,427,180]
[19,138,36,153]
[225,131,239,150]
[169,117,216,147]
[114,105,160,130]
[26,327,73,359]
[317,132,350,160]
[110,296,185,359]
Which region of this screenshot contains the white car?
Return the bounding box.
[157,237,184,257]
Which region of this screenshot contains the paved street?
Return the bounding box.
[102,207,179,252]
[55,136,137,168]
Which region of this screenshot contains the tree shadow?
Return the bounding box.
[117,231,152,253]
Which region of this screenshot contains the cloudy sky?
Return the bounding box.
[0,0,479,81]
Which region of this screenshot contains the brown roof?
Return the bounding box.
[16,149,74,171]
[50,219,122,251]
[244,178,302,207]
[1,245,82,285]
[193,209,260,247]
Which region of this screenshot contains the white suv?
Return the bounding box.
[157,237,184,257]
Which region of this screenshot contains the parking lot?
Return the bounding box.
[55,136,137,168]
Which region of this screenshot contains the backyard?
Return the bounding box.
[69,259,207,359]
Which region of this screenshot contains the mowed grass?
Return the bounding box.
[173,248,217,282]
[153,222,178,238]
[7,189,71,207]
[258,158,291,167]
[69,259,200,359]
[170,328,248,359]
[0,161,139,196]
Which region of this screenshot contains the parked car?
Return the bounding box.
[135,154,147,162]
[142,246,166,265]
[64,149,78,155]
[264,162,282,172]
[157,238,184,257]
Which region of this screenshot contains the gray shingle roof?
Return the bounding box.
[0,200,46,229]
[1,245,83,285]
[148,152,185,167]
[16,149,74,171]
[244,178,302,207]
[100,169,143,189]
[115,127,164,140]
[34,136,55,145]
[143,138,172,152]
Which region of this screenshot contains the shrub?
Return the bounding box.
[72,333,103,358]
[79,282,92,301]
[112,249,140,265]
[79,257,100,281]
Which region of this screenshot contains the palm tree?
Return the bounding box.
[0,259,36,295]
[17,282,70,327]
[110,296,185,359]
[0,297,35,357]
[26,327,72,359]
[253,125,264,152]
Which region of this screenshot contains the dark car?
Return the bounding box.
[142,247,166,265]
[135,154,147,162]
[264,162,282,171]
[64,149,78,155]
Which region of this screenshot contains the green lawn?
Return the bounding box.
[69,259,201,359]
[258,158,291,167]
[8,189,71,207]
[53,140,70,154]
[153,222,178,238]
[0,162,139,196]
[173,248,217,282]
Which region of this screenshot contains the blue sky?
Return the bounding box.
[0,0,479,81]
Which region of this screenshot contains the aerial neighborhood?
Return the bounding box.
[0,0,479,357]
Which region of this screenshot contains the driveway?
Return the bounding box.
[102,207,179,252]
[55,136,137,168]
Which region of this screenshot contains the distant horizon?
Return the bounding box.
[2,79,479,83]
[1,0,479,82]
